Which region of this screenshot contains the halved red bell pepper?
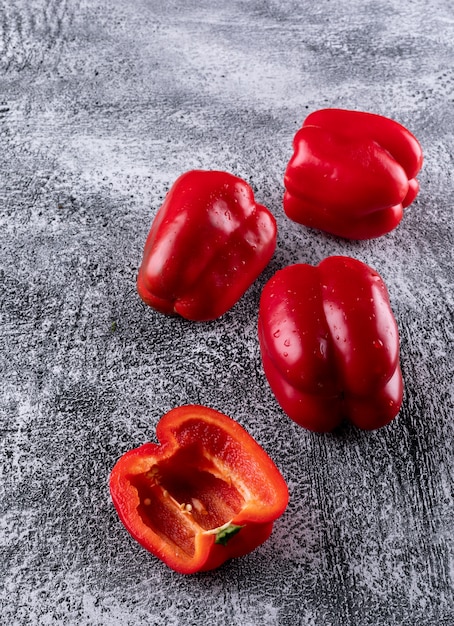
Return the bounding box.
[137,170,277,321]
[283,108,423,239]
[258,256,403,432]
[109,405,289,574]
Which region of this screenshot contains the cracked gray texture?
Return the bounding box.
[1,0,453,624]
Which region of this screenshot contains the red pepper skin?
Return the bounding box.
[109,405,288,574]
[258,256,403,432]
[137,170,277,321]
[283,109,423,239]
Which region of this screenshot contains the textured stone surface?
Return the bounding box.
[1,0,453,624]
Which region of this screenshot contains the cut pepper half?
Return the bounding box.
[109,405,289,574]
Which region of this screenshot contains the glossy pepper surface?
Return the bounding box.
[137,170,277,321]
[283,108,423,239]
[109,405,289,574]
[258,256,403,432]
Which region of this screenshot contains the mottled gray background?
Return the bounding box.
[1,0,453,624]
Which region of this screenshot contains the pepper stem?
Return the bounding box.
[214,523,244,546]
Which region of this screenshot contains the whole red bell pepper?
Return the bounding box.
[109,405,289,574]
[258,256,403,432]
[136,170,277,321]
[283,108,423,239]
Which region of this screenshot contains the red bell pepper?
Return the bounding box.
[136,170,277,321]
[283,108,423,239]
[109,405,289,574]
[258,256,403,432]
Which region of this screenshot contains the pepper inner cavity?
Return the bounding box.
[133,447,245,533]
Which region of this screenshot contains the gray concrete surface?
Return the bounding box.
[1,1,453,624]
